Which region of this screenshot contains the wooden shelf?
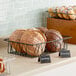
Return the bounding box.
[0,40,76,76]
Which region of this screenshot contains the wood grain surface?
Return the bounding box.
[47,18,76,44]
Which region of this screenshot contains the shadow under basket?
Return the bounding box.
[4,36,72,58]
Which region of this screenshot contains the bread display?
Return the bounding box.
[8,26,65,56]
[20,29,46,56]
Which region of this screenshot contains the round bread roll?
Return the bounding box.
[68,8,76,20]
[62,7,69,19]
[48,8,57,17]
[56,6,65,18]
[20,29,46,56]
[59,6,66,18]
[0,59,5,73]
[9,29,26,53]
[56,7,62,18]
[45,29,63,52]
[36,27,48,34]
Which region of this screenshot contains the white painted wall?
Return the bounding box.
[0,0,76,37]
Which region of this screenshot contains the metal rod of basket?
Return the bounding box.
[4,36,72,46]
[4,36,72,57]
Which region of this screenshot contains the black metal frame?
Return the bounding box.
[4,36,72,57]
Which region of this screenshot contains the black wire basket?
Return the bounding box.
[4,36,72,57]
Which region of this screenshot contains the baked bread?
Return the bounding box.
[68,8,76,20]
[37,27,48,34]
[20,29,46,56]
[62,7,69,19]
[9,29,26,53]
[57,6,66,18]
[45,29,63,52]
[48,8,57,17]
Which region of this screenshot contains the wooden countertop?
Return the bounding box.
[0,40,76,76]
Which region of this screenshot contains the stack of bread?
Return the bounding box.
[9,27,64,56]
[9,28,47,56]
[48,6,76,20]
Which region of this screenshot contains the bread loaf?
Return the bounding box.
[20,29,46,56]
[68,8,76,20]
[48,8,57,17]
[37,27,48,34]
[62,7,69,19]
[9,29,26,53]
[45,29,63,52]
